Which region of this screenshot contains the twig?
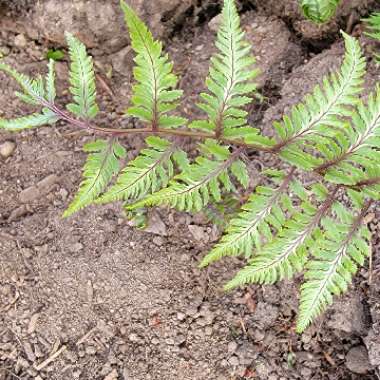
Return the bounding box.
[34,345,66,371]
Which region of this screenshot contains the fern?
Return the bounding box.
[200,169,295,267]
[297,201,371,332]
[190,0,266,145]
[98,136,187,204]
[225,184,337,288]
[129,140,248,212]
[274,32,366,170]
[318,86,380,184]
[63,139,126,217]
[0,61,60,130]
[66,33,99,119]
[2,0,379,333]
[300,0,341,23]
[121,1,186,130]
[363,12,380,63]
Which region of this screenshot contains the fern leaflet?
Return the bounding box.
[225,184,337,289]
[66,32,99,119]
[121,1,186,130]
[130,140,247,212]
[97,137,188,204]
[63,139,126,217]
[318,86,380,184]
[297,201,371,332]
[275,32,366,170]
[200,169,295,267]
[189,0,266,145]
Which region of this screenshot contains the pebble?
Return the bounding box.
[14,34,27,48]
[69,242,84,253]
[0,141,16,158]
[345,346,372,374]
[176,312,186,321]
[228,355,240,367]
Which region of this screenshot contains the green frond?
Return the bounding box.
[46,59,57,103]
[121,1,186,129]
[200,169,295,267]
[300,0,341,23]
[275,32,366,170]
[0,109,59,131]
[297,201,371,332]
[190,0,262,142]
[0,62,46,105]
[225,184,336,289]
[363,12,380,51]
[321,85,380,184]
[129,140,246,213]
[97,136,187,204]
[65,32,99,119]
[63,139,126,217]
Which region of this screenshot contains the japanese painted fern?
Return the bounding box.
[1,0,379,333]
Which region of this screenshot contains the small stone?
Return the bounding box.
[0,141,16,158]
[228,355,239,367]
[128,333,140,343]
[85,345,97,355]
[37,174,59,190]
[328,294,369,335]
[19,186,39,203]
[103,369,118,380]
[145,211,167,236]
[208,14,222,32]
[345,346,372,374]
[152,236,164,246]
[59,188,69,200]
[176,312,186,321]
[14,34,27,48]
[188,225,209,244]
[151,338,160,345]
[228,341,238,354]
[69,242,84,253]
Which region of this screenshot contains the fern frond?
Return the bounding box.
[300,0,341,23]
[121,1,186,130]
[65,32,99,120]
[320,86,380,184]
[275,33,366,170]
[0,63,46,105]
[0,109,59,131]
[46,59,56,103]
[63,139,126,217]
[97,136,187,204]
[129,140,247,212]
[200,169,295,267]
[364,12,380,51]
[297,201,372,332]
[225,184,337,289]
[190,0,264,143]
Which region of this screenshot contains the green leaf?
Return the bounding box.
[97,137,184,204]
[0,109,59,131]
[297,204,371,332]
[121,1,185,129]
[276,32,366,170]
[300,0,341,23]
[63,139,126,217]
[200,170,295,267]
[46,49,65,61]
[65,32,99,119]
[190,0,259,137]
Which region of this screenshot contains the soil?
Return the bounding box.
[1,1,380,380]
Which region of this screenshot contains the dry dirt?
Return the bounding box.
[1,1,380,380]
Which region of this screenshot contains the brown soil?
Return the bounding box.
[1,1,380,380]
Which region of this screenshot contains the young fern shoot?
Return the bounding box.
[1,0,378,333]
